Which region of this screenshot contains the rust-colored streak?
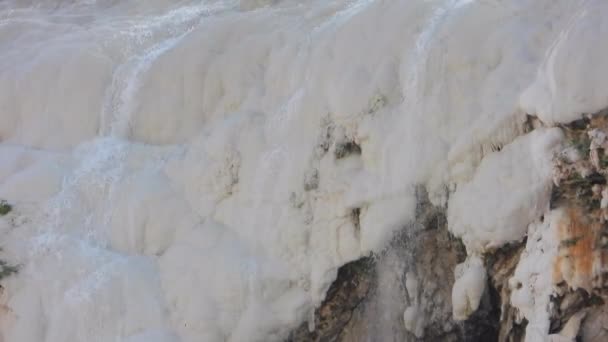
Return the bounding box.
[554,207,598,290]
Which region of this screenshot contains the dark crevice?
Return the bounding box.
[350,208,361,237]
[490,143,503,152]
[485,240,527,342]
[334,141,361,160]
[461,278,501,342]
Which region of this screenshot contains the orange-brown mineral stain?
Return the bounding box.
[553,207,605,290]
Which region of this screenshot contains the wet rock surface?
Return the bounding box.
[287,257,375,342]
[288,188,503,341]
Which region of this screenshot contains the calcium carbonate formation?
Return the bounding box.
[0,0,607,341]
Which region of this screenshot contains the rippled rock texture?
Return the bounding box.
[2,1,608,341]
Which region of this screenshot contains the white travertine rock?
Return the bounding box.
[521,0,608,125]
[403,272,425,338]
[448,128,563,253]
[452,255,486,321]
[0,0,606,341]
[509,213,560,341]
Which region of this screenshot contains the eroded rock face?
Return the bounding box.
[290,114,608,342]
[545,114,608,340]
[289,188,501,341]
[287,257,375,342]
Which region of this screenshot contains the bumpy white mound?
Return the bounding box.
[0,0,607,341]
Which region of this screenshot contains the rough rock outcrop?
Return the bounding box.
[289,113,608,341]
[289,188,499,341]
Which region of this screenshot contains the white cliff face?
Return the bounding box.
[521,0,608,125]
[0,1,607,341]
[448,128,563,254]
